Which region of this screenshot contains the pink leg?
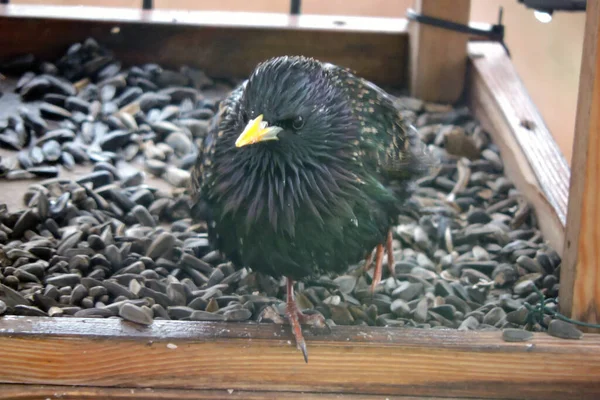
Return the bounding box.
[369,244,385,293]
[363,229,396,293]
[285,277,326,363]
[386,229,395,277]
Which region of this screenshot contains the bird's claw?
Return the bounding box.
[286,301,309,363]
[285,301,329,363]
[298,340,309,363]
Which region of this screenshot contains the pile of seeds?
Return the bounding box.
[0,37,231,185]
[0,38,581,341]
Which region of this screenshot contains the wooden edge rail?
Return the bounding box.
[0,316,599,399]
[0,4,409,88]
[466,41,570,257]
[0,4,410,32]
[0,385,478,400]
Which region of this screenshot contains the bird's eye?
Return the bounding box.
[292,116,305,130]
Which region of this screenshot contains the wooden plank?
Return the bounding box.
[561,0,600,328]
[0,384,472,400]
[466,41,570,256]
[408,0,471,103]
[0,316,599,399]
[0,4,409,31]
[0,5,408,87]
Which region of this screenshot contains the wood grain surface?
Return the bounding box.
[0,384,474,400]
[0,316,599,399]
[467,41,570,256]
[0,4,408,88]
[561,0,600,329]
[408,0,471,103]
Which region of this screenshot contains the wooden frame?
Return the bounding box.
[466,41,570,256]
[0,2,597,399]
[0,317,599,400]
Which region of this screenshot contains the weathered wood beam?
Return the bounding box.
[561,0,600,329]
[0,384,474,400]
[408,0,471,103]
[0,316,599,399]
[0,4,409,87]
[467,41,570,257]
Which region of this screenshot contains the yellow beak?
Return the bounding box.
[235,114,283,148]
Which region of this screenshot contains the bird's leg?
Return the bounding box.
[369,244,385,293]
[362,250,374,272]
[285,277,327,363]
[285,278,307,362]
[364,229,395,293]
[386,229,395,277]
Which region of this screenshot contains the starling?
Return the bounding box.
[190,56,432,361]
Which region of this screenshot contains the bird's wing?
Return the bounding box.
[189,81,246,218]
[324,63,434,182]
[190,82,245,190]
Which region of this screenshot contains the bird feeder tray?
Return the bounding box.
[0,3,598,400]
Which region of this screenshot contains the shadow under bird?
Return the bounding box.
[190,55,433,362]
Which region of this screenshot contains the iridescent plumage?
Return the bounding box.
[190,56,432,361]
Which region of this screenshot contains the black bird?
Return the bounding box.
[190,56,431,362]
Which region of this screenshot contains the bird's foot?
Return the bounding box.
[285,303,326,363]
[363,229,396,293]
[297,308,329,329]
[285,278,329,363]
[257,303,329,333]
[257,305,286,324]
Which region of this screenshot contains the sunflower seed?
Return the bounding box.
[224,308,252,321]
[39,103,72,120]
[14,304,47,316]
[548,320,583,340]
[146,232,175,260]
[119,302,153,325]
[189,310,225,321]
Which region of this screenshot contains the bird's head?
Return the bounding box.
[233,56,357,158]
